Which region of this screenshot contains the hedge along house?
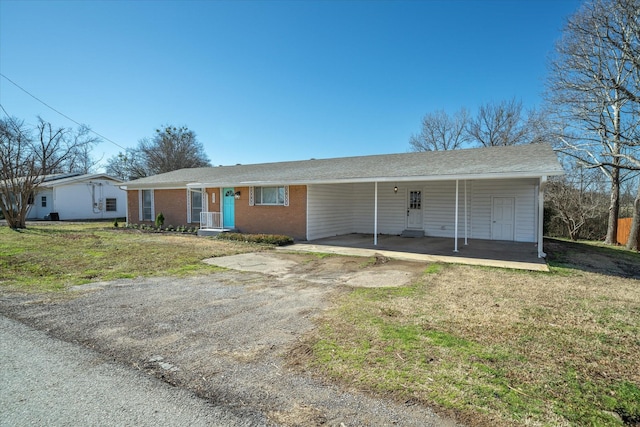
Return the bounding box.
[122,144,564,258]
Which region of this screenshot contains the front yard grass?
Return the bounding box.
[0,222,262,292]
[293,242,640,426]
[2,224,638,425]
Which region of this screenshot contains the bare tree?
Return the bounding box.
[409,109,470,151]
[0,117,96,229]
[140,125,210,174]
[466,98,532,147]
[63,124,102,174]
[546,0,640,245]
[105,148,148,181]
[546,167,607,240]
[33,117,67,174]
[105,125,211,180]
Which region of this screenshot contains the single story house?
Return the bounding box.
[122,143,564,257]
[26,173,127,221]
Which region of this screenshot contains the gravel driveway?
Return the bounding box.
[0,251,458,426]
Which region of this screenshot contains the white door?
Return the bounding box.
[407,190,423,229]
[492,197,515,240]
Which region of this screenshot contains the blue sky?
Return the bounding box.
[0,0,583,170]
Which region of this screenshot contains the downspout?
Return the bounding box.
[305,185,309,241]
[454,179,459,252]
[124,187,129,226]
[538,176,547,258]
[374,181,378,246]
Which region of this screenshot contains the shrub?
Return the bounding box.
[155,212,165,229]
[216,232,294,246]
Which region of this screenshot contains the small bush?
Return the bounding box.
[155,212,165,229]
[216,232,294,246]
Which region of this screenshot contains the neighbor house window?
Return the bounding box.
[141,190,153,221]
[106,198,117,212]
[41,196,47,208]
[27,193,34,205]
[190,189,203,223]
[253,186,287,206]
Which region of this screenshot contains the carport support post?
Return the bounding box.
[538,176,547,258]
[454,179,459,252]
[464,180,468,246]
[374,181,378,246]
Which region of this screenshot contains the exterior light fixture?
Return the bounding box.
[394,186,398,193]
[234,191,241,199]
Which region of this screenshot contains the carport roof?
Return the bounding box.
[122,143,564,189]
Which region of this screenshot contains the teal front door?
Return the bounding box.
[223,188,235,228]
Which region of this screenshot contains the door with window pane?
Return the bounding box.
[223,188,235,228]
[407,190,423,229]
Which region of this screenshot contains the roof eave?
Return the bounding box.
[189,170,564,188]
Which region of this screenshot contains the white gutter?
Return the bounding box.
[188,170,564,189]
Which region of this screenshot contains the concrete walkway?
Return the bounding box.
[281,234,549,271]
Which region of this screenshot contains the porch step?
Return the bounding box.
[197,228,236,237]
[400,229,424,238]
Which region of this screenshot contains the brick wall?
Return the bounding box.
[127,188,190,226]
[127,190,139,224]
[154,189,188,226]
[129,185,308,239]
[233,185,307,240]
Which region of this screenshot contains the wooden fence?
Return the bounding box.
[617,218,633,245]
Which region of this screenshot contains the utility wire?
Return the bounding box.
[0,73,128,151]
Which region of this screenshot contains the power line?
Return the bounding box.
[0,73,128,151]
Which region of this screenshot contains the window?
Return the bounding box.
[254,186,286,205]
[27,193,34,205]
[142,190,153,221]
[190,189,202,223]
[106,198,117,212]
[41,196,47,208]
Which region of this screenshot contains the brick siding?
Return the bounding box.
[234,185,307,240]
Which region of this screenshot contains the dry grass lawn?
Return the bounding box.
[292,240,640,426]
[0,222,262,291]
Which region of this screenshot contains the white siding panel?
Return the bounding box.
[307,184,354,240]
[52,179,127,220]
[26,190,53,219]
[423,181,466,238]
[307,179,539,242]
[376,182,407,234]
[470,178,538,242]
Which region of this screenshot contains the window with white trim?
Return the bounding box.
[190,188,203,223]
[40,196,46,208]
[254,186,287,206]
[141,190,153,221]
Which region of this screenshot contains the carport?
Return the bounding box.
[283,233,548,271]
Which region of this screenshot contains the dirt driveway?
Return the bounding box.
[0,251,458,427]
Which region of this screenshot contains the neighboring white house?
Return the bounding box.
[27,173,126,221]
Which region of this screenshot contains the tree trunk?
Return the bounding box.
[604,168,620,244]
[625,185,640,251]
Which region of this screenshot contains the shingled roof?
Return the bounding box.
[122,143,564,189]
